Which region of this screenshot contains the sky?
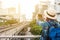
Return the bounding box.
[0,0,54,20]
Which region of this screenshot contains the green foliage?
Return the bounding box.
[5,19,17,24]
[30,19,36,27]
[30,19,42,35]
[33,38,40,40]
[0,22,4,26]
[30,24,42,35]
[30,20,42,40]
[0,19,18,26]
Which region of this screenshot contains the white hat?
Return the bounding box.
[44,9,56,19]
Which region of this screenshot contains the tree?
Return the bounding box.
[30,24,42,35]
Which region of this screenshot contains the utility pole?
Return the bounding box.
[18,3,20,22]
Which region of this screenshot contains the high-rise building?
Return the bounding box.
[39,0,50,12]
[0,1,2,14]
[54,0,60,21]
[35,0,50,21]
[54,0,60,13]
[18,3,20,21]
[13,3,20,22]
[0,1,2,9]
[8,7,16,15]
[32,4,39,20]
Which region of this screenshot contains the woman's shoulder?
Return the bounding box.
[41,22,49,27]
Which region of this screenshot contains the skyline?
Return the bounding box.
[0,0,54,20]
[0,0,40,20]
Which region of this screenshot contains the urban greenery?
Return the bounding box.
[5,19,18,25]
[0,19,18,26]
[30,20,42,40]
[30,20,42,35]
[30,24,42,35]
[29,19,36,27]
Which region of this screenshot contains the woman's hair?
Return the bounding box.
[37,14,44,21]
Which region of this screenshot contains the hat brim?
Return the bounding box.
[44,10,56,19]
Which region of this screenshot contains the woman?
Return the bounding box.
[40,8,60,40]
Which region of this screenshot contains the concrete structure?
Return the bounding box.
[35,0,50,22]
[17,3,20,22]
[20,14,26,22]
[8,7,16,15]
[0,15,13,22]
[54,0,60,13]
[49,0,60,13]
[0,8,8,15]
[32,4,39,20]
[0,1,2,8]
[53,0,60,21]
[0,1,20,21]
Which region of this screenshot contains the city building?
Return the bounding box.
[8,7,16,15]
[54,0,60,13]
[0,1,8,15]
[20,14,26,22]
[0,1,21,22]
[34,0,50,21]
[54,0,60,22]
[18,3,20,22]
[32,4,39,20]
[0,1,2,9]
[13,3,20,22]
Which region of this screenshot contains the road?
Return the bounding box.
[0,21,40,40]
[0,21,30,35]
[0,21,30,40]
